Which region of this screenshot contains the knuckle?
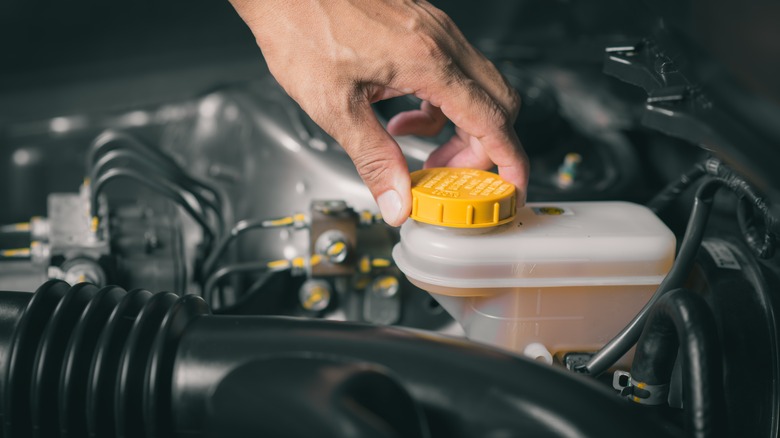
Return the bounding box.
[403,13,427,34]
[507,87,521,120]
[414,32,446,61]
[352,149,394,186]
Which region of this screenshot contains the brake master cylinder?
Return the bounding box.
[393,168,676,365]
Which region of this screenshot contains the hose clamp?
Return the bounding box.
[612,371,669,405]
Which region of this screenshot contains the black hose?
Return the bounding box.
[202,217,298,277]
[213,270,284,315]
[202,262,289,309]
[632,288,727,438]
[90,149,225,235]
[87,130,225,216]
[0,281,678,438]
[91,168,215,244]
[647,161,708,214]
[578,178,723,376]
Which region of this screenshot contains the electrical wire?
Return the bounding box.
[90,167,215,244]
[202,260,294,309]
[708,163,776,259]
[202,215,305,277]
[213,270,283,315]
[203,255,322,309]
[647,157,776,258]
[646,160,708,214]
[90,149,225,235]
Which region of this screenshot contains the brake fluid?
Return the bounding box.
[393,168,675,365]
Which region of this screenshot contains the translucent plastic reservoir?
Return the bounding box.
[393,201,676,365]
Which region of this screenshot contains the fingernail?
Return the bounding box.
[377,190,403,226]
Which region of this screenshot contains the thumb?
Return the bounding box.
[324,98,411,227]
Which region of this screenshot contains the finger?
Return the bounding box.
[387,101,448,137]
[317,89,411,227]
[408,65,528,192]
[444,133,529,204]
[423,128,468,168]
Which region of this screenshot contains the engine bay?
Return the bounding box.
[1,1,779,437]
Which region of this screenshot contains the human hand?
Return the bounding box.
[229,0,529,226]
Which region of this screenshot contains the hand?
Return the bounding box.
[229,0,529,226]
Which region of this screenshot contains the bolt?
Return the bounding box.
[315,230,349,264]
[299,279,332,312]
[370,275,400,298]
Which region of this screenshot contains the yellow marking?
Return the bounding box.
[78,274,86,283]
[374,213,382,221]
[359,256,371,274]
[303,288,328,309]
[293,213,306,223]
[267,260,290,269]
[31,241,40,248]
[326,241,346,257]
[632,396,641,403]
[361,210,373,222]
[90,217,99,233]
[371,258,392,268]
[291,257,305,269]
[636,382,647,389]
[1,248,30,257]
[14,222,31,231]
[82,177,91,186]
[265,216,294,227]
[376,276,398,290]
[310,254,323,266]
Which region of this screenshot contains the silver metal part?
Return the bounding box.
[162,81,430,264]
[299,279,332,312]
[363,275,402,325]
[57,257,106,286]
[29,216,50,241]
[315,230,349,264]
[47,193,110,262]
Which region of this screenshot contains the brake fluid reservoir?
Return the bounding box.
[393,168,676,365]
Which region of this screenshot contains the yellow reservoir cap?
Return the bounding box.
[410,168,516,228]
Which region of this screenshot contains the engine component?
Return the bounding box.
[395,195,675,365]
[0,280,680,438]
[0,190,186,293]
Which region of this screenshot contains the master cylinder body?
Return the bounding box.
[394,201,675,365]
